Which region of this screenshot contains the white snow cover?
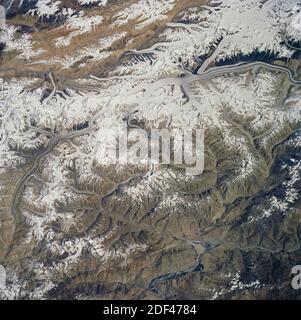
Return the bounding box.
[209,272,262,300]
[54,11,103,48]
[0,26,44,59]
[27,0,62,17]
[113,0,176,29]
[53,32,127,68]
[77,0,108,5]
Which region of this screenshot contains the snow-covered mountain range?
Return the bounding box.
[0,0,301,300]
